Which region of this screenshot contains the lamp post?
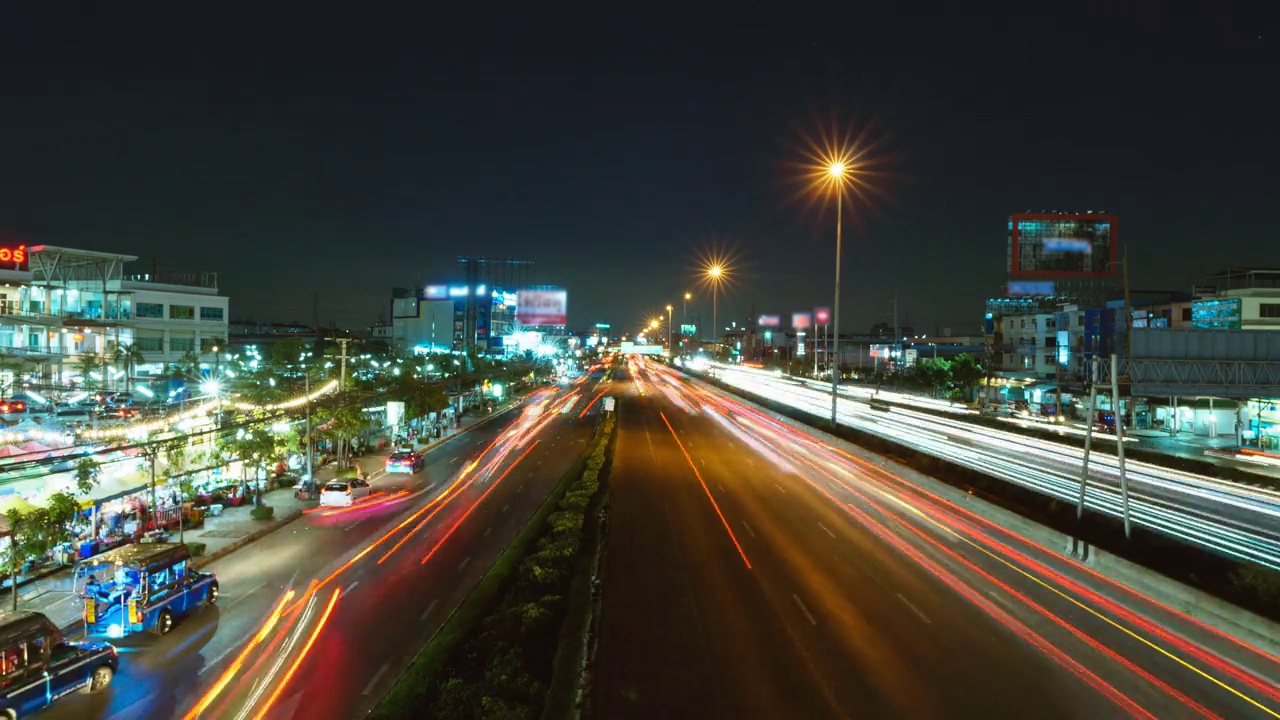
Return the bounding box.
[682,292,692,356]
[706,266,723,353]
[828,161,847,427]
[665,305,673,352]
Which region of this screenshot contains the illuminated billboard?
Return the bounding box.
[1008,213,1117,278]
[1007,281,1056,296]
[1192,298,1241,329]
[424,285,448,300]
[792,312,812,330]
[758,315,781,328]
[814,307,831,325]
[516,289,568,326]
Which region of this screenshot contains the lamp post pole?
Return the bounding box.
[666,305,673,354]
[830,186,842,427]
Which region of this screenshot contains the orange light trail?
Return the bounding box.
[304,490,387,515]
[253,587,342,720]
[183,588,297,720]
[658,411,751,569]
[420,441,541,565]
[578,390,607,419]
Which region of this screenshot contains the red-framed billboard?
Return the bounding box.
[1008,213,1117,278]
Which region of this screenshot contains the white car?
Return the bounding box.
[319,478,372,507]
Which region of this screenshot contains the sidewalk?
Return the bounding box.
[4,402,513,631]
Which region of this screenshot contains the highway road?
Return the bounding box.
[592,357,1280,719]
[691,362,1280,571]
[40,376,605,719]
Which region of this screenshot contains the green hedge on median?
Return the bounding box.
[373,413,617,720]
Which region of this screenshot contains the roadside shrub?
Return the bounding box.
[185,541,208,557]
[249,504,275,521]
[546,511,583,535]
[558,494,590,512]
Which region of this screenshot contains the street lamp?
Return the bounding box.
[827,160,848,427]
[666,304,673,352]
[706,265,724,351]
[682,292,692,355]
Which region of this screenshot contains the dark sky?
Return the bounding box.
[1,3,1276,335]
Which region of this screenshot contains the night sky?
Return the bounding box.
[1,4,1275,336]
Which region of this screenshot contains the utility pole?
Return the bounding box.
[1111,353,1132,539]
[305,372,313,484]
[336,337,352,470]
[1076,357,1100,520]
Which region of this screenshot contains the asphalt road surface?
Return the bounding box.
[41,375,606,719]
[591,358,1280,720]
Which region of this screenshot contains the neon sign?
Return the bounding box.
[0,245,28,270]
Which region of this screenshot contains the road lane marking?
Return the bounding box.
[502,504,509,512]
[458,557,471,573]
[199,644,241,675]
[363,663,391,695]
[345,580,360,593]
[898,594,931,624]
[774,483,786,493]
[817,522,836,538]
[483,526,492,538]
[745,458,754,465]
[699,458,706,467]
[793,594,817,625]
[743,521,756,537]
[420,598,438,620]
[451,456,460,463]
[227,581,268,608]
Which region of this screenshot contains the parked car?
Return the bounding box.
[320,478,372,507]
[0,610,118,716]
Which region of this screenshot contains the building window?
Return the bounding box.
[200,306,224,321]
[1261,303,1280,318]
[1181,307,1192,322]
[170,336,194,353]
[136,302,164,319]
[170,305,195,320]
[136,336,163,352]
[1044,337,1055,348]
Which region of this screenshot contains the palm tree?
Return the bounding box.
[113,343,145,393]
[75,354,103,390]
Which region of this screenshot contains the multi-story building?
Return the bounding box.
[227,320,319,354]
[0,244,227,391]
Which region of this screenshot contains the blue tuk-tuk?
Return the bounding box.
[77,543,219,638]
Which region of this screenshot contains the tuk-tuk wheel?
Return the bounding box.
[156,609,175,636]
[88,664,114,692]
[207,582,220,605]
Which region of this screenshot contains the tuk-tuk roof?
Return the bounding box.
[88,542,190,570]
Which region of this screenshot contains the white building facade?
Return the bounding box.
[0,245,228,393]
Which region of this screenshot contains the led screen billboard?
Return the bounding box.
[1008,213,1117,278]
[814,307,831,325]
[758,315,781,328]
[516,289,568,326]
[792,312,812,330]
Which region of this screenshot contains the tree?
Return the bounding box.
[949,353,986,403]
[915,358,952,398]
[73,457,102,496]
[112,343,146,393]
[75,354,104,389]
[316,404,369,469]
[2,492,81,611]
